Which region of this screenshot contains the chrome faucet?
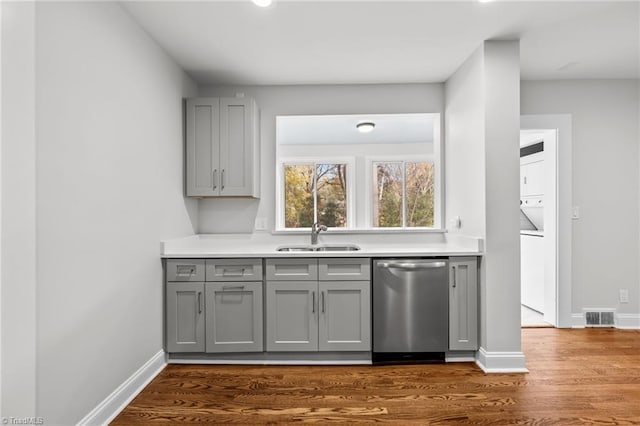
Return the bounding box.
[311,222,327,245]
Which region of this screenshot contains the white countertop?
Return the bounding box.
[161,233,484,258]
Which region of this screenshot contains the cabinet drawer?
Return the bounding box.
[166,259,205,282]
[206,259,263,282]
[266,258,318,281]
[319,258,370,281]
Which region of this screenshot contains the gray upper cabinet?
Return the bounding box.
[166,282,205,353]
[449,257,479,351]
[318,281,371,351]
[206,281,263,353]
[185,97,259,198]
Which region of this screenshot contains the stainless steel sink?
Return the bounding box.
[315,245,361,251]
[276,244,361,252]
[276,245,315,252]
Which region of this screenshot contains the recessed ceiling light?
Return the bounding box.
[252,0,272,7]
[356,122,375,133]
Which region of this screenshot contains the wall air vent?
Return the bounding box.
[584,310,616,327]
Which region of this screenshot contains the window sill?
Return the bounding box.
[271,228,447,235]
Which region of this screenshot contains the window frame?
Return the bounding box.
[276,157,356,231]
[365,155,441,230]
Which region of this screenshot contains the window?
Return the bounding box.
[372,160,435,228]
[276,113,441,231]
[282,162,349,229]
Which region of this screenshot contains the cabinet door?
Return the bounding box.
[318,281,371,352]
[219,98,255,196]
[166,282,205,352]
[266,281,318,351]
[522,160,544,197]
[449,258,478,351]
[186,98,220,197]
[205,282,263,353]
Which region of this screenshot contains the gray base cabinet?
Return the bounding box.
[206,282,263,353]
[166,258,263,354]
[449,257,479,351]
[266,281,318,351]
[265,258,371,353]
[318,281,371,351]
[166,282,205,353]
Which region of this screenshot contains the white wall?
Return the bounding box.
[1,1,37,417]
[521,80,640,317]
[446,41,524,369]
[34,2,197,423]
[197,84,444,233]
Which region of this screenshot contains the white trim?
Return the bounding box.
[169,359,372,365]
[475,347,528,373]
[615,314,640,329]
[571,313,586,328]
[77,350,166,426]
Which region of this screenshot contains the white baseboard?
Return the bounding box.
[616,313,640,329]
[77,350,166,426]
[475,347,528,373]
[572,312,639,329]
[571,313,585,328]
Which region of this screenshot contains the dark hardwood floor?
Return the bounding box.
[112,328,640,424]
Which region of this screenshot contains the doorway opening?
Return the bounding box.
[520,115,572,329]
[519,129,557,327]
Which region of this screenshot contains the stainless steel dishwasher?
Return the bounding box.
[373,258,449,364]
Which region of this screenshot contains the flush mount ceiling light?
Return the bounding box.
[477,0,495,3]
[356,122,375,133]
[252,0,273,7]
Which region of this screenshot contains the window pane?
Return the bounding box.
[316,164,347,228]
[373,162,403,227]
[284,164,314,228]
[406,162,435,227]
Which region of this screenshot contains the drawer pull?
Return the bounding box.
[222,267,246,277]
[176,265,196,277]
[222,285,245,291]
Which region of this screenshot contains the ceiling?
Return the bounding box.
[278,113,435,145]
[123,1,640,86]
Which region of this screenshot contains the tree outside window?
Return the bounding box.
[284,163,347,228]
[373,161,434,228]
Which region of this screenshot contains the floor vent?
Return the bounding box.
[585,311,615,327]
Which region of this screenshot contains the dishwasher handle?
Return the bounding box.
[376,260,447,270]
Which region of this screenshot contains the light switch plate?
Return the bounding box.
[619,289,629,303]
[255,217,267,231]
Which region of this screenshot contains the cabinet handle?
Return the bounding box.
[524,176,527,185]
[197,291,203,314]
[222,267,245,277]
[452,266,457,288]
[321,291,325,313]
[212,169,218,190]
[222,285,245,291]
[176,265,196,277]
[221,169,225,190]
[312,291,315,313]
